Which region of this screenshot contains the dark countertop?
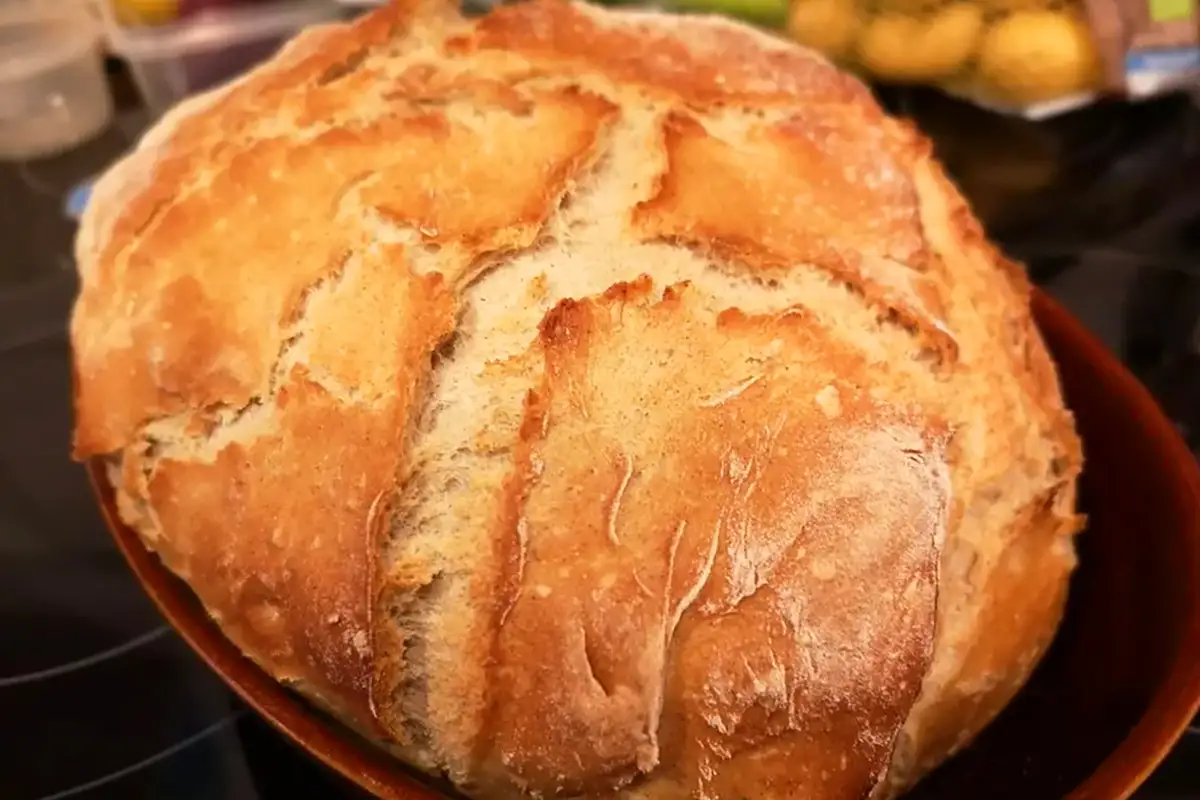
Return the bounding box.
[0,85,1197,800]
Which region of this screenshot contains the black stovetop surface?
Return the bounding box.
[1,89,1198,800]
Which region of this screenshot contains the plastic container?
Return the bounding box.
[100,0,341,113]
[0,1,114,161]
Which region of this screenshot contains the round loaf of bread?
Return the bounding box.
[70,1,1084,797]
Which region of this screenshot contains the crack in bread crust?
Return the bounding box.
[466,280,950,798]
[70,2,1084,799]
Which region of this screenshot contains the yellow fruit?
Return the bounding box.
[977,11,1103,103]
[857,16,925,79]
[857,4,985,82]
[982,0,1058,13]
[918,4,986,74]
[787,0,860,58]
[112,0,181,26]
[873,0,936,15]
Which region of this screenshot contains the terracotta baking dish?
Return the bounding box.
[91,288,1200,800]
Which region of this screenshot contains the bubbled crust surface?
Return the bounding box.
[70,1,1083,798]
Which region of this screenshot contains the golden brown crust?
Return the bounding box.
[880,157,1083,791]
[357,85,618,284]
[463,0,873,108]
[632,110,956,363]
[473,280,950,797]
[144,371,387,725]
[71,83,613,459]
[890,486,1078,783]
[112,244,455,727]
[71,1,1083,797]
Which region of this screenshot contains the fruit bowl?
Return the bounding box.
[92,288,1200,799]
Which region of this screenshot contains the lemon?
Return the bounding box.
[872,0,938,16]
[112,0,181,26]
[787,0,861,58]
[977,11,1103,103]
[981,0,1059,13]
[857,4,985,82]
[918,4,986,74]
[857,15,926,79]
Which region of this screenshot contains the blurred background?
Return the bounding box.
[0,0,1197,798]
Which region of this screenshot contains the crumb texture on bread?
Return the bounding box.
[71,1,1083,797]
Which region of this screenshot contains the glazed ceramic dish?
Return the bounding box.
[93,288,1200,799]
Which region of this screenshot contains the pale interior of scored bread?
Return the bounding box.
[73,1,1084,798]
